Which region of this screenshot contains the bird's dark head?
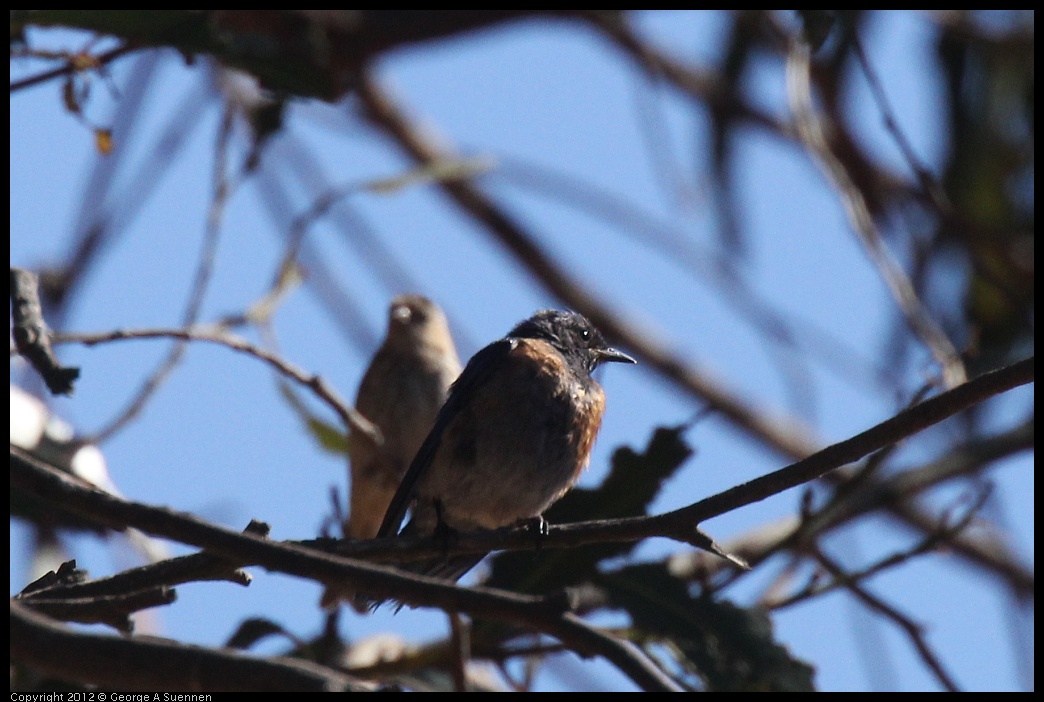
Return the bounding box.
[509,309,636,373]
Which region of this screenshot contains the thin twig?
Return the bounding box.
[769,485,993,610]
[87,102,242,444]
[53,325,381,445]
[785,37,966,388]
[814,548,960,691]
[10,44,136,93]
[850,33,952,217]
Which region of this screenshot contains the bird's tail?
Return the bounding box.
[360,518,488,612]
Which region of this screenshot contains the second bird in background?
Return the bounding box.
[344,294,462,541]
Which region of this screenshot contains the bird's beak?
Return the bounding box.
[596,347,637,365]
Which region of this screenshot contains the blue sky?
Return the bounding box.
[11,11,1033,691]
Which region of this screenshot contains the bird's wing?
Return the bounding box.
[376,338,515,538]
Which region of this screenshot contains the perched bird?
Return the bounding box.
[373,309,635,597]
[345,294,462,541]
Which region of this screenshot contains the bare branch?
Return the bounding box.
[850,33,952,216]
[11,599,371,691]
[53,325,382,451]
[10,44,136,93]
[769,485,993,610]
[9,268,80,395]
[86,108,243,444]
[785,37,966,388]
[591,12,790,136]
[10,445,681,692]
[813,549,960,691]
[15,357,1032,580]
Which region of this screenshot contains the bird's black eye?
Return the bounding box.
[580,328,591,341]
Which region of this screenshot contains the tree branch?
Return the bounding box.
[10,445,681,692]
[10,268,80,395]
[54,325,382,452]
[14,357,1032,592]
[11,599,370,691]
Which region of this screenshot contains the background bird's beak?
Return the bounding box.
[597,347,637,365]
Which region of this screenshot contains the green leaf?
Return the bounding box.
[277,381,349,455]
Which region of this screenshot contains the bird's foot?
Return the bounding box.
[518,515,549,546]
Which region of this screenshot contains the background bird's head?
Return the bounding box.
[385,294,455,353]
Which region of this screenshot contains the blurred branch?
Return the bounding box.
[812,549,960,691]
[850,33,952,216]
[493,155,903,394]
[11,10,579,100]
[346,634,565,683]
[448,613,471,692]
[356,68,824,464]
[591,12,790,136]
[785,38,966,388]
[10,43,136,93]
[86,104,242,444]
[251,154,381,353]
[11,599,369,691]
[9,268,80,395]
[37,53,170,325]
